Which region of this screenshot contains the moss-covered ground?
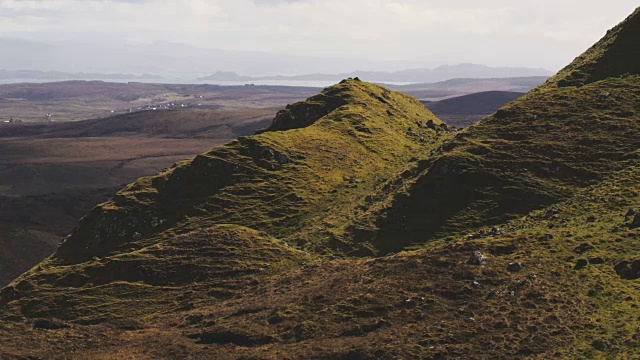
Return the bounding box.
[1,8,640,356]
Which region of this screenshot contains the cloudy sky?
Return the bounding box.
[0,0,637,73]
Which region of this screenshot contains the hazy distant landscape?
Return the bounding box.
[0,76,546,123]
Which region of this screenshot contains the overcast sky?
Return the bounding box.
[0,0,637,71]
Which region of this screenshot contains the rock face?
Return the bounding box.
[257,86,349,133]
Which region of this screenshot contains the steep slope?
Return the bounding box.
[1,150,638,359]
[1,8,640,358]
[359,6,640,244]
[0,79,447,323]
[543,7,640,88]
[0,189,113,288]
[0,108,275,288]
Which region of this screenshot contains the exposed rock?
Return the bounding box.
[614,260,640,280]
[507,262,524,272]
[257,83,350,133]
[574,259,589,270]
[625,209,636,218]
[469,251,488,266]
[630,214,640,229]
[466,227,504,240]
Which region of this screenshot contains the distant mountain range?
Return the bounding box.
[199,63,553,83]
[0,38,443,80]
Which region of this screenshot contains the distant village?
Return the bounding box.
[130,102,189,112]
[0,94,221,125]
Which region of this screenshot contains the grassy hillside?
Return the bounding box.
[0,79,446,322]
[0,147,638,359]
[368,75,640,245]
[51,79,446,262]
[1,7,640,358]
[0,108,276,287]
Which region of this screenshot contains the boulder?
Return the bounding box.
[614,260,640,280]
[469,251,488,266]
[507,262,524,272]
[574,259,589,270]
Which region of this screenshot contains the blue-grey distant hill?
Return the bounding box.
[199,63,552,83]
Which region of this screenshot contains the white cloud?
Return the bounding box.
[0,0,637,70]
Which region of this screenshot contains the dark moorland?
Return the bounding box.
[422,91,525,128]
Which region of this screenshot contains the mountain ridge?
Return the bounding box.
[1,7,640,359]
[543,7,640,88]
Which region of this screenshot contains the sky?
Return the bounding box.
[0,0,637,74]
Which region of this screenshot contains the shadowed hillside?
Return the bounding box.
[0,108,276,287]
[1,8,640,359]
[543,7,640,88]
[422,91,524,128]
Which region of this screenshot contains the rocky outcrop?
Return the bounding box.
[614,260,640,280]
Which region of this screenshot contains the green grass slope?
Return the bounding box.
[0,154,637,359]
[0,79,447,323]
[1,8,640,358]
[363,75,640,246]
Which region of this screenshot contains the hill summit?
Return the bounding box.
[544,7,640,88]
[1,8,640,359]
